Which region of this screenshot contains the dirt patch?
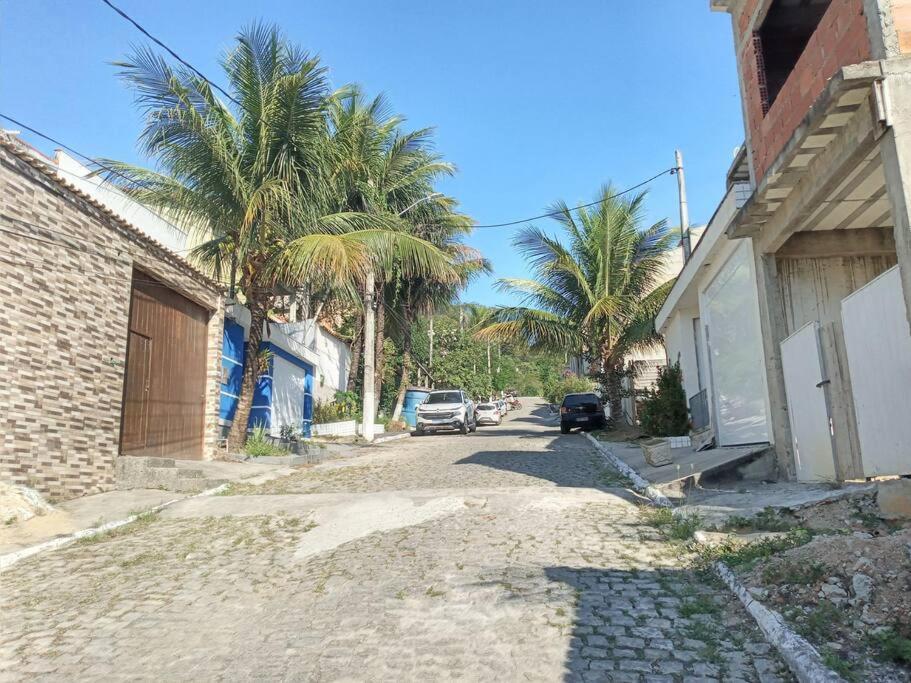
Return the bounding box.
[739,523,911,681]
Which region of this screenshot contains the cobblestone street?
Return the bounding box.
[1,400,791,682]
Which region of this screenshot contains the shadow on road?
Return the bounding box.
[541,566,735,681]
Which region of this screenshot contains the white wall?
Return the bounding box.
[53,151,190,253]
[281,320,350,404]
[662,309,704,403]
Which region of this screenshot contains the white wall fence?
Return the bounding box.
[311,420,385,438]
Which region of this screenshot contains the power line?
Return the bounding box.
[99,0,241,108]
[468,168,678,229]
[0,114,143,189]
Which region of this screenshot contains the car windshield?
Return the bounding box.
[478,404,495,410]
[563,393,599,407]
[425,391,462,404]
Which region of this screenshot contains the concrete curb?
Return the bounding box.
[714,561,844,683]
[581,432,673,507]
[373,432,411,445]
[0,482,229,573]
[580,431,844,683]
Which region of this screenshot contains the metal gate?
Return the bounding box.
[780,321,836,482]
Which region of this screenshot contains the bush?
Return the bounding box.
[544,374,596,405]
[638,362,690,436]
[244,424,288,457]
[313,390,359,424]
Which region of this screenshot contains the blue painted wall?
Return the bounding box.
[219,319,314,435]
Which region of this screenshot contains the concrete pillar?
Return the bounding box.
[863,0,901,60]
[879,61,911,330]
[751,247,796,479]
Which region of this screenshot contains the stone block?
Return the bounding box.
[641,438,673,467]
[876,479,911,520]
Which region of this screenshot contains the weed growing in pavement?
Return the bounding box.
[692,528,813,570]
[821,647,859,681]
[425,585,446,598]
[641,506,702,541]
[75,510,160,546]
[679,594,721,618]
[723,506,794,532]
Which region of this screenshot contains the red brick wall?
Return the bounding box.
[733,0,871,182]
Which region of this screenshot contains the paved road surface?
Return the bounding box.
[1,399,790,682]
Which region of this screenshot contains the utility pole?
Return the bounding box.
[675,149,691,261]
[487,341,491,374]
[361,270,376,442]
[428,316,434,387]
[360,192,441,439]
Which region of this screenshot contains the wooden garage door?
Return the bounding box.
[121,269,209,459]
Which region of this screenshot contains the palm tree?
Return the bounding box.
[388,214,490,419]
[327,90,464,410]
[476,186,676,419]
[107,25,454,450]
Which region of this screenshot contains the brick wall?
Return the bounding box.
[0,141,224,500]
[731,0,871,181]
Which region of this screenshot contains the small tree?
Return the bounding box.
[638,363,690,437]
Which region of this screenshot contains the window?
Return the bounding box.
[754,0,831,114]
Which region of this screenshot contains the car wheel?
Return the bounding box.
[469,420,477,433]
[560,423,570,434]
[415,426,424,436]
[460,422,468,435]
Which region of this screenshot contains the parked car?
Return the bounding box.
[475,402,502,426]
[559,392,606,433]
[415,389,477,435]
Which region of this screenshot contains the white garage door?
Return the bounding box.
[701,241,770,445]
[271,354,308,437]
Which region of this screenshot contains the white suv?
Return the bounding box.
[415,390,477,435]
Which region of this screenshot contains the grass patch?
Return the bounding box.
[641,506,702,541]
[679,594,721,618]
[821,648,858,681]
[694,528,813,570]
[243,424,289,458]
[723,507,794,533]
[870,628,911,665]
[761,560,826,585]
[799,600,844,641]
[75,510,159,546]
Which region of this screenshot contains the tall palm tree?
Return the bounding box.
[328,90,462,410]
[107,25,454,450]
[388,210,490,419]
[476,186,676,419]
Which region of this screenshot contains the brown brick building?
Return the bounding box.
[0,137,224,501]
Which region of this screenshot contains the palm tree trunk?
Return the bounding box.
[374,284,385,413]
[227,290,268,452]
[346,313,363,393]
[605,360,624,424]
[391,303,414,421]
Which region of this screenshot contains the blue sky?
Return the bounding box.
[0,0,744,305]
